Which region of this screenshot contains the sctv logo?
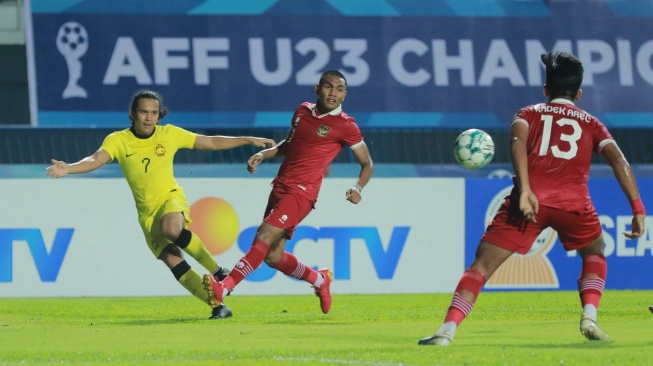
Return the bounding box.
[0,228,74,282]
[237,226,409,281]
[188,197,410,282]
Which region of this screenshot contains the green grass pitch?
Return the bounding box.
[1,290,652,365]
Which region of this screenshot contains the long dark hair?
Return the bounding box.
[128,89,168,123]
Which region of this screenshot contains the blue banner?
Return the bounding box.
[465,178,653,290]
[28,0,653,127]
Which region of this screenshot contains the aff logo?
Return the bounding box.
[0,229,74,282]
[239,226,410,282]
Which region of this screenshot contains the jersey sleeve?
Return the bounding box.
[278,106,303,153]
[99,132,121,162]
[591,117,615,153]
[511,105,534,126]
[169,125,197,149]
[343,119,365,149]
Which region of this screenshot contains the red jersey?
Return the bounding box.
[273,102,365,201]
[512,98,614,213]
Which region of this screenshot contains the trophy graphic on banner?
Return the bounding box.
[56,22,88,99]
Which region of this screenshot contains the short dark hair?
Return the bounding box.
[318,70,347,87]
[128,89,168,122]
[541,51,583,100]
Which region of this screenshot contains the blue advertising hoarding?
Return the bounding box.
[26,0,653,128]
[465,178,653,291]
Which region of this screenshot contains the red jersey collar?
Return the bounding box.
[312,103,342,118]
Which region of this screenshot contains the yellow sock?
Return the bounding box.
[178,268,210,304]
[183,232,219,274]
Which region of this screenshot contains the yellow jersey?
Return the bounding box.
[100,124,196,217]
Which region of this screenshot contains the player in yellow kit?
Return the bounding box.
[46,90,275,319]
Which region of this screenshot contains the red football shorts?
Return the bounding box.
[482,195,602,254]
[263,185,315,239]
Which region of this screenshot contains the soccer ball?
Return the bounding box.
[454,129,495,169]
[56,22,88,56]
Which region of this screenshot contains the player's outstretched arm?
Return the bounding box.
[346,143,373,204]
[600,142,646,238]
[194,135,276,151]
[46,149,111,178]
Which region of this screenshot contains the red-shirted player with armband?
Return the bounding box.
[203,70,374,314]
[419,51,646,346]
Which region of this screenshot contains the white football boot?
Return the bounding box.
[418,330,453,346]
[580,311,609,341]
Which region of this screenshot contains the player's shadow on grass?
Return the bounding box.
[523,341,618,349]
[117,318,348,326]
[259,319,350,325]
[117,318,202,325]
[467,329,647,349]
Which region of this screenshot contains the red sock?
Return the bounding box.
[578,254,607,308]
[224,239,269,291]
[269,252,319,284]
[444,269,486,326]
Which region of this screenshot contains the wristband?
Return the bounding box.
[630,198,646,215]
[352,185,362,194]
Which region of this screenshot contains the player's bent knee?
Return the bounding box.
[264,255,281,267]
